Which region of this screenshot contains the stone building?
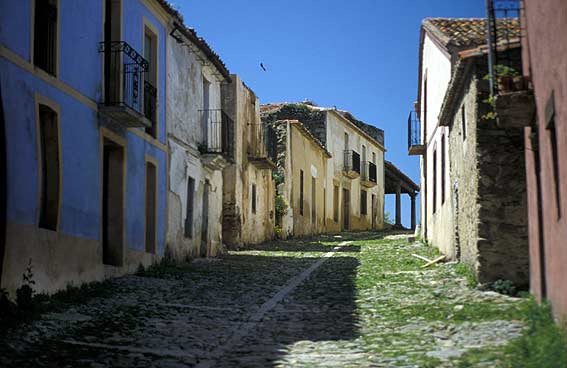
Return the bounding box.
[0,0,180,295]
[519,0,567,320]
[270,119,331,238]
[165,23,232,259]
[221,75,276,247]
[261,103,385,234]
[409,18,529,287]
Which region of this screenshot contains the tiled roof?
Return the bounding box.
[155,1,231,81]
[423,18,521,49]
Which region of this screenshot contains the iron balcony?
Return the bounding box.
[361,161,378,188]
[99,41,156,128]
[343,150,361,179]
[408,110,425,155]
[199,109,234,162]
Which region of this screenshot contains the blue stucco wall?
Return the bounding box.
[0,0,168,255]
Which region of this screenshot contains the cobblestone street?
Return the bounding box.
[0,232,526,367]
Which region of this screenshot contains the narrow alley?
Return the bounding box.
[0,232,525,367]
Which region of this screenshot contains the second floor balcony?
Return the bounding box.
[343,150,360,179]
[199,109,234,166]
[408,110,425,155]
[361,161,378,188]
[248,124,277,170]
[99,41,156,128]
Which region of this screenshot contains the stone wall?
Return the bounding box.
[450,64,529,287]
[475,69,529,287]
[261,104,327,145]
[449,72,480,266]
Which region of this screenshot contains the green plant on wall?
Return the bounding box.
[275,194,288,220]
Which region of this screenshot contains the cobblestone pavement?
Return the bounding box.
[0,232,527,367]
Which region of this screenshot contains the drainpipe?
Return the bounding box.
[0,84,6,287]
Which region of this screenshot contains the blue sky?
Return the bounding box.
[174,0,486,228]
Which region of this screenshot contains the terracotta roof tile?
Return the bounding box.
[423,18,520,49]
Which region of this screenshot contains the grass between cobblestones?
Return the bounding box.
[2,231,558,367]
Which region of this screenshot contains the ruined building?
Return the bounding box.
[221,75,276,247]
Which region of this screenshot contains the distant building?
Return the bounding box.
[409,18,529,287]
[262,103,385,234]
[0,0,178,294]
[221,75,276,247]
[165,22,233,259]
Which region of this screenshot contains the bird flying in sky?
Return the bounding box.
[260,62,267,71]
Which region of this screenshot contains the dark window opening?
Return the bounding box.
[34,0,57,75]
[38,104,59,230]
[333,185,339,222]
[299,170,304,216]
[360,189,367,215]
[251,184,257,214]
[461,106,466,140]
[441,135,446,204]
[548,119,562,219]
[433,148,437,214]
[184,177,194,238]
[144,27,158,137]
[311,177,316,222]
[145,162,157,254]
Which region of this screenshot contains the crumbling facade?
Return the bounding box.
[165,24,232,259]
[221,75,275,247]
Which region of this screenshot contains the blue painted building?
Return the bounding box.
[0,0,178,294]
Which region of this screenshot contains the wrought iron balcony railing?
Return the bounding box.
[408,110,425,155]
[361,161,377,183]
[199,109,234,160]
[343,150,361,176]
[99,41,156,126]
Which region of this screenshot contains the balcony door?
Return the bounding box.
[104,0,122,104]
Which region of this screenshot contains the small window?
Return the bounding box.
[433,146,437,214]
[441,134,446,204]
[344,132,349,150]
[299,170,304,216]
[34,0,58,75]
[311,177,316,222]
[461,105,467,140]
[184,177,195,238]
[360,189,367,216]
[546,93,561,219]
[143,26,158,137]
[38,104,60,230]
[251,184,257,214]
[333,185,339,222]
[372,152,376,164]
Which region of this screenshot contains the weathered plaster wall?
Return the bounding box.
[523,0,567,320]
[419,33,455,253]
[325,111,384,232]
[221,75,274,247]
[165,28,225,259]
[288,124,328,237]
